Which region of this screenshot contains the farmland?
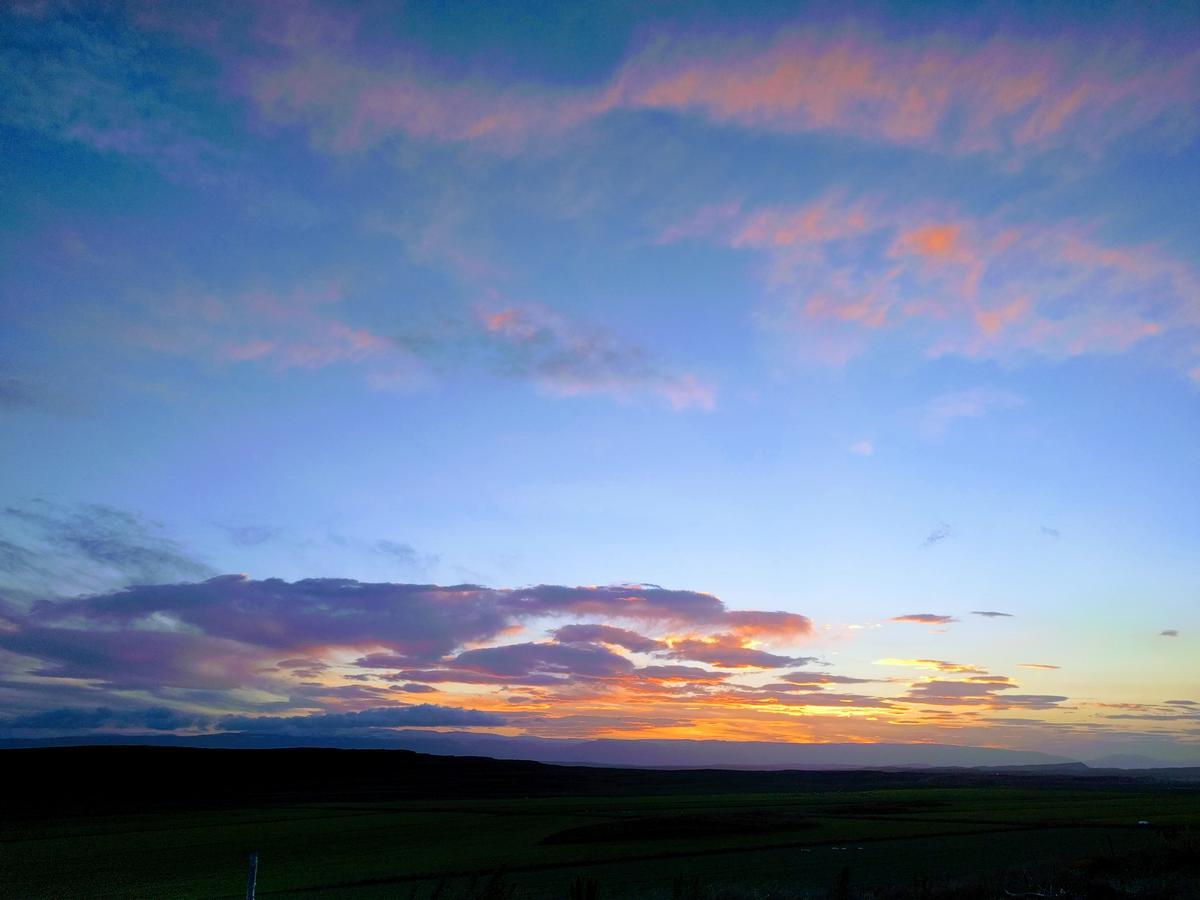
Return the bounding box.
[2,747,1198,898]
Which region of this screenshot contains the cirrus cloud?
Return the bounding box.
[663,194,1200,380]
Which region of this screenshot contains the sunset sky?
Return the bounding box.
[1,0,1197,763]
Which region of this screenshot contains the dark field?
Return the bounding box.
[2,747,1198,898]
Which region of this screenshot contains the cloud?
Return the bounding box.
[778,671,876,685]
[0,7,230,184]
[665,194,1200,380]
[611,26,1200,161]
[714,685,895,710]
[477,304,714,410]
[663,635,818,669]
[34,576,506,660]
[217,704,505,733]
[0,705,210,734]
[2,501,214,590]
[1160,629,1180,637]
[0,538,43,578]
[722,610,812,639]
[0,624,265,690]
[923,389,1024,437]
[109,267,708,410]
[920,523,953,547]
[901,678,1068,710]
[385,668,565,687]
[552,624,666,653]
[1040,526,1061,539]
[449,641,636,680]
[125,281,408,378]
[217,524,282,547]
[849,440,874,457]
[633,665,729,683]
[1019,663,1060,670]
[2,575,810,700]
[890,614,958,625]
[972,611,1013,618]
[372,540,440,572]
[875,658,985,674]
[194,7,1199,163]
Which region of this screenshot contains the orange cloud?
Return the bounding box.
[664,634,816,668]
[891,614,958,625]
[723,610,813,640]
[876,658,986,674]
[664,193,1200,377]
[975,296,1032,337]
[895,224,963,260]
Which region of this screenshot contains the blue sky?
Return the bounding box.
[0,0,1197,760]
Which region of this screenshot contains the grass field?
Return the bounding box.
[2,748,1198,898]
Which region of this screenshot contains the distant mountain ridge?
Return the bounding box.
[0,729,1077,769]
[377,731,1080,769]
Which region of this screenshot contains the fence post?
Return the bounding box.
[246,852,258,900]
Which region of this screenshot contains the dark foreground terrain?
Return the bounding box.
[2,746,1198,898]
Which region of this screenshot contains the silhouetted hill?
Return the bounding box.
[3,745,1198,821]
[0,729,1083,768]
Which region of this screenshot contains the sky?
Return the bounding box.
[1,0,1198,763]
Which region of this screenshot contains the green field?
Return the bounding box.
[2,749,1198,898]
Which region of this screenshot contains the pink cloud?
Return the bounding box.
[664,194,1200,376]
[614,28,1199,159]
[156,7,1198,163]
[124,280,403,373]
[116,270,709,407]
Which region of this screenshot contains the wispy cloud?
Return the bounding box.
[124,280,414,381]
[216,704,505,734]
[875,658,984,674]
[1,500,213,594]
[477,304,714,410]
[216,524,282,547]
[890,614,959,625]
[900,678,1067,710]
[611,26,1200,162]
[371,540,441,574]
[972,611,1013,619]
[921,523,953,548]
[0,376,47,411]
[181,7,1200,165]
[65,248,709,410]
[0,705,210,734]
[1,6,231,184]
[665,194,1200,380]
[923,389,1024,438]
